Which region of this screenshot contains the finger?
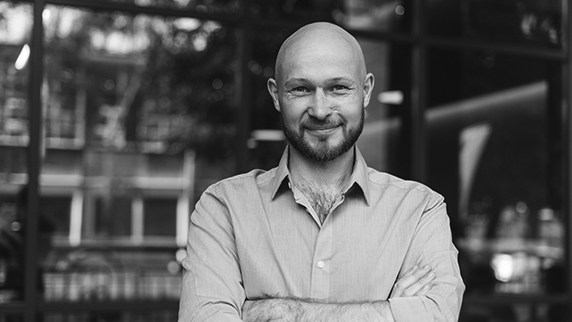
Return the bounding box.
[391,266,423,298]
[401,265,430,288]
[416,283,432,296]
[403,271,436,296]
[391,265,433,298]
[402,265,418,277]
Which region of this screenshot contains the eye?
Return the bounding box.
[331,85,350,92]
[290,86,310,94]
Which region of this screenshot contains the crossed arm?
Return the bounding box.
[179,186,464,322]
[241,265,436,322]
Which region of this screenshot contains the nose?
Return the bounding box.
[308,89,333,120]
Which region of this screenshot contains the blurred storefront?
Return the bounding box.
[0,0,571,321]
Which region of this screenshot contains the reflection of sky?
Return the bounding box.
[0,3,32,44]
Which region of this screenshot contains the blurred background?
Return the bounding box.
[0,0,570,321]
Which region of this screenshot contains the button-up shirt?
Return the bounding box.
[179,147,464,322]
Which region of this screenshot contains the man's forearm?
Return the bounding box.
[241,265,435,322]
[242,298,395,322]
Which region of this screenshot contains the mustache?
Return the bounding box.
[302,118,343,130]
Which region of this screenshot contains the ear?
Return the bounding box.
[362,73,375,108]
[267,78,281,112]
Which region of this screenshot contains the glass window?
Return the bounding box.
[426,0,563,50]
[248,0,342,22]
[41,4,238,302]
[0,1,32,305]
[87,0,238,13]
[460,302,569,322]
[44,248,181,301]
[40,196,72,237]
[144,197,177,237]
[340,0,410,33]
[426,48,565,296]
[0,314,23,322]
[44,309,178,321]
[0,1,31,145]
[248,28,290,170]
[248,0,409,34]
[357,41,407,175]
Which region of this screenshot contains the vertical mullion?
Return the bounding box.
[235,0,252,174]
[564,0,572,312]
[410,0,426,182]
[24,0,45,321]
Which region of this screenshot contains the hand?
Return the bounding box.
[390,264,435,298]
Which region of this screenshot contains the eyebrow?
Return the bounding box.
[283,77,355,87]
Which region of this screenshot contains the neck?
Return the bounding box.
[288,146,355,224]
[288,146,355,188]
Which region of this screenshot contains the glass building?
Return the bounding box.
[0,0,570,321]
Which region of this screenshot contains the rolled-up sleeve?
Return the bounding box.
[178,185,245,322]
[389,195,465,322]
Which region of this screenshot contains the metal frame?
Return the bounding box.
[23,1,45,321]
[564,0,572,314]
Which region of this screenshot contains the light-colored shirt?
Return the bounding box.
[179,147,465,322]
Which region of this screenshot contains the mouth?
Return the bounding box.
[304,124,341,136]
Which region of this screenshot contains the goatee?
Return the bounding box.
[281,109,364,162]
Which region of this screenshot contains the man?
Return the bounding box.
[179,22,464,322]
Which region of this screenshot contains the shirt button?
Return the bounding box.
[317,260,325,268]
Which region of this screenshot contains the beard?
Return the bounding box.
[281,108,364,162]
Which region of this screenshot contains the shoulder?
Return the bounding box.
[204,167,277,196]
[365,168,444,204]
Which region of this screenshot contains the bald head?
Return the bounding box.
[274,22,367,85]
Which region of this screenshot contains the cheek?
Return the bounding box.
[341,100,364,122]
[279,109,303,131]
[279,101,307,121]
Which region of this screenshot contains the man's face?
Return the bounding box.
[270,35,372,162]
[280,101,365,163]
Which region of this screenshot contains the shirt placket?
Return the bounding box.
[310,219,333,299]
[289,179,346,299]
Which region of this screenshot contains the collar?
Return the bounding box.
[270,146,371,206]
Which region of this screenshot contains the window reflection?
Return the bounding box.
[248,0,409,33]
[0,2,32,146]
[426,49,565,296]
[356,38,400,172]
[87,0,238,13]
[248,28,290,170]
[44,309,178,322]
[39,5,237,302]
[341,0,407,32]
[248,0,342,21]
[461,302,570,322]
[0,1,32,304]
[426,0,563,49]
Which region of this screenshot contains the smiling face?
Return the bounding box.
[268,23,374,162]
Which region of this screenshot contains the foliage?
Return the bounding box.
[44,7,237,160]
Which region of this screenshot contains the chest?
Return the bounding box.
[233,196,419,301]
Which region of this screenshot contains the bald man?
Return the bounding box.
[178,22,464,322]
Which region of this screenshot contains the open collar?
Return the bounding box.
[270,146,370,205]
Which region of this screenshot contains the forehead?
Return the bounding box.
[280,34,362,83]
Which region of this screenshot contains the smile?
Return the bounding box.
[304,125,341,136]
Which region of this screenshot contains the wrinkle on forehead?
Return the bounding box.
[275,22,366,84]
